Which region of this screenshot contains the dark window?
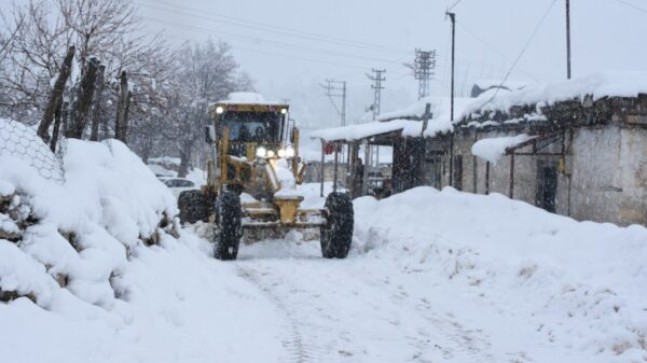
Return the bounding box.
[536,162,558,213]
[453,155,463,191]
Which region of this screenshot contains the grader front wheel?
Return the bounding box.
[320,192,354,259]
[214,191,242,260]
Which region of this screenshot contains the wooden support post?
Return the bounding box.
[38,46,75,143]
[333,142,339,193]
[320,139,325,197]
[509,153,515,198]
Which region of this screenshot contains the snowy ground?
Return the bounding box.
[1,119,647,362]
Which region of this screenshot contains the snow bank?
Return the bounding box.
[0,119,285,362]
[1,128,178,307]
[353,187,647,362]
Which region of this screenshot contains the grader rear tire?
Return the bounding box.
[178,190,208,224]
[214,191,242,261]
[320,192,354,259]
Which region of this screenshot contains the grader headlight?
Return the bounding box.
[255,146,267,158]
[277,149,286,158]
[284,146,295,158]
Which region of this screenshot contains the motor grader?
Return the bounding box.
[178,95,353,260]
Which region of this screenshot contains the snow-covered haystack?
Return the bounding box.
[0,118,178,308]
[354,187,647,362]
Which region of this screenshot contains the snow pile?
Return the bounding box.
[0,134,178,308]
[471,134,533,164]
[463,71,647,116]
[0,121,286,362]
[353,187,647,362]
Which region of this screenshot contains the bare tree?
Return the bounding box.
[157,39,253,177]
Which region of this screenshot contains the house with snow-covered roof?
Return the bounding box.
[443,72,647,226]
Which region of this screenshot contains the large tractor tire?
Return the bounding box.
[214,191,242,260]
[178,190,208,224]
[320,192,354,259]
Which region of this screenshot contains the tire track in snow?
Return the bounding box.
[236,265,316,363]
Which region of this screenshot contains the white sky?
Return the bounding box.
[4,0,647,127]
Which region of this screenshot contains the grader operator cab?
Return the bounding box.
[178,94,353,260]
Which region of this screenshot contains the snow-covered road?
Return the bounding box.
[232,240,499,363]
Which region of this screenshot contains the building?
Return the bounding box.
[312,73,647,226]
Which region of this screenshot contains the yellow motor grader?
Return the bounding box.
[178,95,353,260]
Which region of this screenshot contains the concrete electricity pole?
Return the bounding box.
[367,69,386,120]
[367,68,386,167]
[322,79,347,126]
[446,11,456,187]
[566,0,571,79]
[409,49,436,100]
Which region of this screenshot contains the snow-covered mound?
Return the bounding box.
[353,187,647,362]
[0,121,285,362]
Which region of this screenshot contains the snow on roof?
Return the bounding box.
[462,71,647,117]
[378,96,472,123]
[309,120,421,142]
[472,78,528,91]
[311,96,478,143]
[471,134,534,164]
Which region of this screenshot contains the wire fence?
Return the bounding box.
[0,119,66,184]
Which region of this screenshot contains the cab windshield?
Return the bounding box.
[221,111,282,143]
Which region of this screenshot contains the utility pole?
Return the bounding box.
[367,68,386,169]
[408,49,436,100]
[367,69,386,120]
[322,79,347,126]
[447,11,456,187]
[566,0,571,79]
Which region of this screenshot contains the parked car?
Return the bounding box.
[160,177,197,198]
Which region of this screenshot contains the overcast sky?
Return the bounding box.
[133,0,647,127]
[4,0,647,127]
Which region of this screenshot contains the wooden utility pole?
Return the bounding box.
[90,64,106,141]
[38,46,75,143]
[115,71,131,143]
[67,57,99,139]
[566,0,572,79]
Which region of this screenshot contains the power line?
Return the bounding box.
[137,0,411,55]
[322,79,347,126]
[614,0,647,14]
[143,15,405,66]
[447,0,466,11]
[456,22,542,82]
[478,0,557,109]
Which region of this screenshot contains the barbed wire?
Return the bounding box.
[0,119,66,184]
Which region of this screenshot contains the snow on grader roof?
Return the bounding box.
[462,71,647,117]
[210,92,288,113]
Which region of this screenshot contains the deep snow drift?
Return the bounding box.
[353,187,647,362]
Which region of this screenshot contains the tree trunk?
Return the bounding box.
[49,97,64,152]
[66,57,99,139]
[37,46,75,143]
[178,140,193,178]
[115,71,130,143]
[89,64,106,141]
